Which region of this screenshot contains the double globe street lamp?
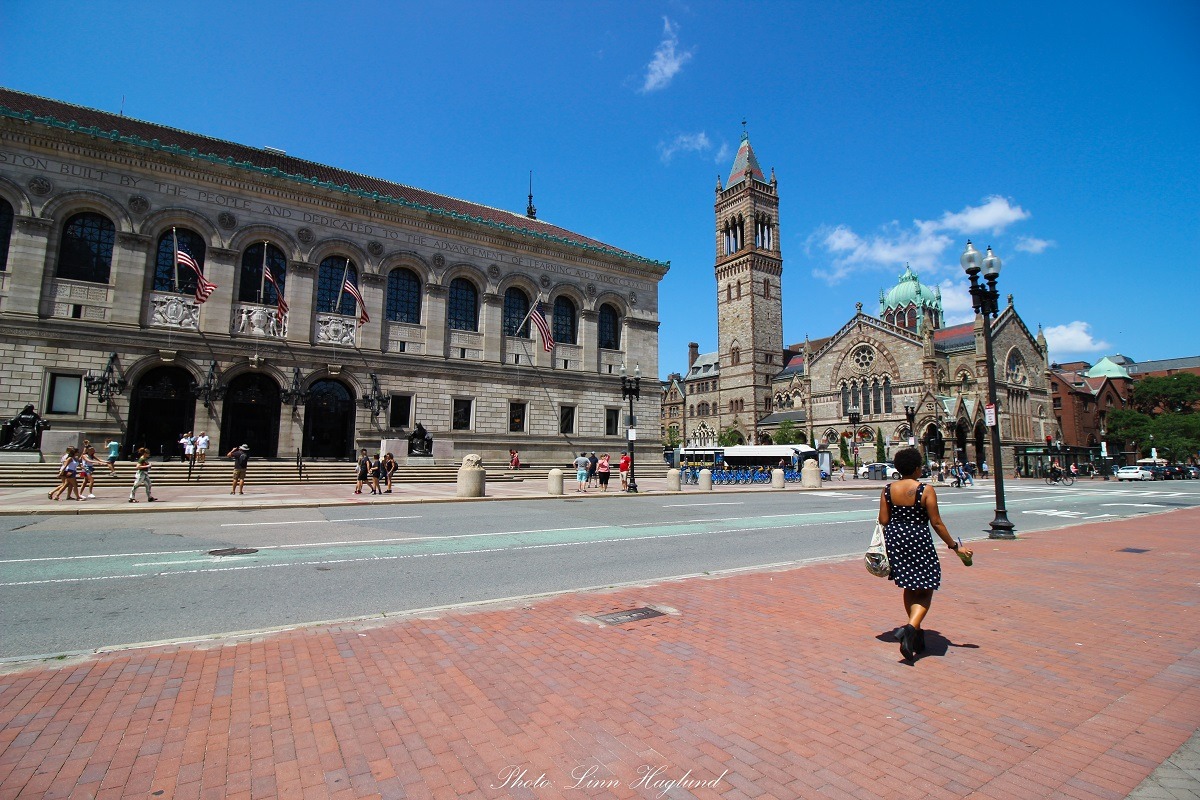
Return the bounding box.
[620,364,640,493]
[961,240,1016,539]
[847,405,862,475]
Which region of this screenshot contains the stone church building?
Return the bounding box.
[0,88,667,463]
[665,133,1054,468]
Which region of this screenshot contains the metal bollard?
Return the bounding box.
[547,468,564,495]
[771,468,785,489]
[667,468,681,491]
[699,468,713,491]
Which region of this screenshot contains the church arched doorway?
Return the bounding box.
[303,379,356,459]
[128,366,195,460]
[973,421,987,466]
[954,419,970,464]
[923,424,944,463]
[219,373,280,458]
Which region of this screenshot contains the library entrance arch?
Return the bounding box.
[303,379,356,459]
[219,373,280,458]
[128,366,195,460]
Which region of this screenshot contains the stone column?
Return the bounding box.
[6,216,52,320]
[423,284,448,358]
[286,261,317,345]
[579,308,598,373]
[481,292,502,362]
[359,271,386,353]
[110,232,152,328]
[199,247,238,336]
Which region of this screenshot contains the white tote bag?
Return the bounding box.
[864,523,890,578]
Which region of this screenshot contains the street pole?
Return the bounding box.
[848,406,861,476]
[621,365,641,493]
[962,241,1016,539]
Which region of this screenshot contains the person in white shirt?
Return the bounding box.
[196,432,210,464]
[179,432,195,463]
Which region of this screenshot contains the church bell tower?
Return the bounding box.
[714,129,783,443]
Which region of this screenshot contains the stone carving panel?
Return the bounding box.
[149,293,200,330]
[316,313,358,346]
[233,304,287,338]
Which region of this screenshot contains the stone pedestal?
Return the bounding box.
[801,459,822,488]
[666,468,680,491]
[771,468,785,489]
[41,430,85,456]
[699,468,713,491]
[404,455,435,468]
[456,455,486,498]
[0,451,43,463]
[547,468,563,495]
[380,438,407,459]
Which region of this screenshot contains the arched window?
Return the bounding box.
[841,384,850,415]
[152,228,207,293]
[861,380,871,415]
[731,347,741,366]
[239,242,287,304]
[883,377,893,413]
[503,287,530,336]
[447,277,479,331]
[726,284,732,303]
[552,295,577,345]
[0,198,13,272]
[873,379,882,413]
[317,257,359,315]
[736,281,742,299]
[57,212,115,283]
[885,310,894,325]
[852,382,861,409]
[598,303,621,349]
[763,278,770,299]
[906,306,917,328]
[385,268,422,323]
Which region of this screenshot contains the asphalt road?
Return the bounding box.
[2,479,1198,659]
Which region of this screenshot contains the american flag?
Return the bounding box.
[175,250,216,304]
[530,302,554,352]
[342,278,369,326]
[263,264,289,316]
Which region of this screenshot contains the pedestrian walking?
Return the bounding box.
[49,446,80,501]
[383,452,396,493]
[227,444,249,494]
[128,447,157,502]
[597,453,611,491]
[587,452,599,488]
[877,447,972,661]
[618,451,631,491]
[509,449,520,470]
[980,460,989,479]
[573,452,590,493]
[355,449,370,494]
[78,444,102,499]
[369,453,382,495]
[837,464,847,481]
[196,432,210,464]
[104,438,120,476]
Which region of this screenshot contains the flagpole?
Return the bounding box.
[171,227,180,292]
[335,257,349,314]
[259,241,268,304]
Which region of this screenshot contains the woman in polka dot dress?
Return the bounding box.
[878,447,973,660]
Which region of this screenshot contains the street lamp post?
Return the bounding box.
[961,240,1015,539]
[1098,410,1110,480]
[620,364,641,493]
[904,400,917,448]
[848,406,862,475]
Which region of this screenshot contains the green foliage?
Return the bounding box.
[718,427,744,447]
[662,427,682,449]
[1108,406,1200,462]
[773,420,799,445]
[1130,374,1200,415]
[838,435,850,465]
[875,427,887,462]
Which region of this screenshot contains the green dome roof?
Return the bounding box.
[879,266,941,314]
[1085,356,1131,380]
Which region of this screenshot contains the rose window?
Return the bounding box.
[851,345,875,373]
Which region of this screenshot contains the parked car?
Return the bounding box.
[1187,466,1200,479]
[857,462,901,479]
[1143,465,1167,480]
[1116,466,1153,481]
[1161,465,1189,480]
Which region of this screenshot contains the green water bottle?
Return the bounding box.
[956,537,973,566]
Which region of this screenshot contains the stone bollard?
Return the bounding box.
[801,459,822,488]
[667,468,681,491]
[456,454,486,497]
[547,468,564,495]
[699,468,713,491]
[771,468,785,489]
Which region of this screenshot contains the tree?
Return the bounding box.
[774,420,799,445]
[838,435,850,466]
[1130,374,1200,415]
[662,427,682,450]
[718,427,744,447]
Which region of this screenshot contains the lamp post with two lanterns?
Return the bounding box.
[620,364,641,493]
[847,405,862,475]
[961,240,1015,539]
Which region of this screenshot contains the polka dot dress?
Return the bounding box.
[883,483,941,590]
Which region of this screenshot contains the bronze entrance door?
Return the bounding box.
[303,379,355,459]
[128,366,196,460]
[219,373,280,458]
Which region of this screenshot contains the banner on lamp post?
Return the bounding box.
[985,403,997,427]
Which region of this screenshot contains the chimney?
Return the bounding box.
[688,342,700,369]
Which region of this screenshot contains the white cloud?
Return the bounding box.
[937,279,976,325]
[1043,321,1111,358]
[1015,236,1055,254]
[714,141,731,167]
[658,131,711,164]
[808,196,1036,285]
[641,17,693,93]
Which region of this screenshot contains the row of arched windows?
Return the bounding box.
[840,377,894,416]
[884,304,940,330]
[724,278,772,304]
[41,212,624,344]
[721,213,776,256]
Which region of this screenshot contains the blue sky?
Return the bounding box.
[3,0,1197,373]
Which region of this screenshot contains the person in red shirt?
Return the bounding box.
[618,451,631,491]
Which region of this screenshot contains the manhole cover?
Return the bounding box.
[207,548,259,556]
[1118,547,1150,554]
[594,607,666,625]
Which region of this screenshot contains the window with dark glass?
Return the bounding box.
[598,303,620,349]
[152,228,207,293]
[239,242,287,304]
[552,296,577,345]
[841,384,850,415]
[605,408,619,436]
[503,287,530,337]
[452,398,473,430]
[559,405,576,435]
[385,268,422,324]
[317,257,359,315]
[47,373,82,414]
[0,198,13,272]
[388,394,412,429]
[883,378,893,413]
[447,277,478,331]
[57,212,115,283]
[509,402,527,433]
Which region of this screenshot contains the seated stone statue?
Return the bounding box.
[407,422,434,456]
[1,405,51,451]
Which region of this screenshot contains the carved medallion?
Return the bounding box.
[27,177,52,196]
[368,241,384,257]
[217,212,237,230]
[540,275,551,289]
[128,195,150,214]
[488,264,501,279]
[432,253,446,269]
[585,283,596,298]
[628,291,638,306]
[297,227,314,244]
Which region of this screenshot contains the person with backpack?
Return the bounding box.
[226,444,250,495]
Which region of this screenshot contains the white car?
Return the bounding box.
[857,462,901,479]
[1116,466,1153,481]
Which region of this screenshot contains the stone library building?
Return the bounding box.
[0,88,667,464]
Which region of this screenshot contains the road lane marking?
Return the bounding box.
[220,514,423,527]
[661,502,744,507]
